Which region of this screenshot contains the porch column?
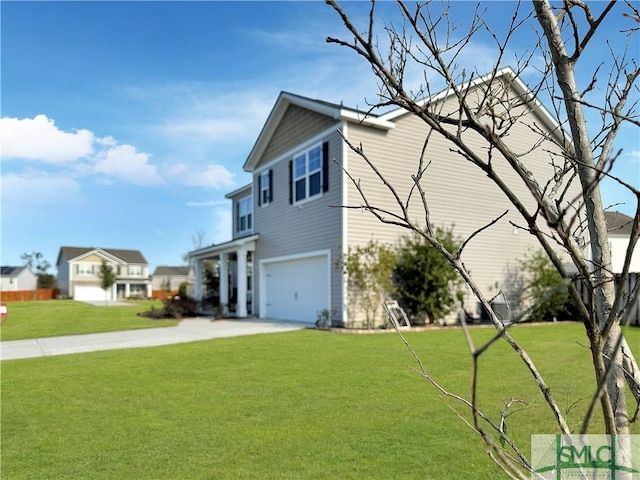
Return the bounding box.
[220,253,229,310]
[125,283,130,298]
[236,248,247,317]
[194,258,203,300]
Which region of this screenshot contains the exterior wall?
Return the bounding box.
[151,275,190,291]
[345,89,583,318]
[253,118,344,322]
[0,269,37,291]
[261,104,337,164]
[610,236,640,273]
[57,256,70,296]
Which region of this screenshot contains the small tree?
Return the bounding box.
[340,240,396,328]
[520,249,576,321]
[97,260,117,305]
[393,227,464,324]
[21,251,55,288]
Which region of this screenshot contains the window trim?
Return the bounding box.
[236,195,253,234]
[292,143,323,204]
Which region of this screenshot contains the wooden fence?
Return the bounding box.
[0,289,60,302]
[151,290,179,300]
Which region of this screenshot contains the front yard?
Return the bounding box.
[2,324,639,479]
[0,299,176,341]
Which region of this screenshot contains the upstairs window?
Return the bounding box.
[128,265,143,277]
[290,142,329,204]
[76,264,94,276]
[237,196,253,234]
[259,170,273,206]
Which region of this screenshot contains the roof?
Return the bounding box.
[0,266,29,276]
[58,246,148,265]
[242,67,568,172]
[605,211,636,236]
[243,91,395,171]
[152,266,191,276]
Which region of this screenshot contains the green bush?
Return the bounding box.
[519,249,577,321]
[393,227,464,324]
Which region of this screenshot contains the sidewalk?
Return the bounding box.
[0,318,308,361]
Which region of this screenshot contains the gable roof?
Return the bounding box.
[57,246,147,265]
[605,211,636,236]
[0,266,30,276]
[243,67,567,173]
[152,266,191,276]
[243,91,395,172]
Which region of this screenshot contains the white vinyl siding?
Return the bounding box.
[253,126,344,322]
[345,91,582,314]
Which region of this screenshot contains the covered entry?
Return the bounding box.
[260,251,330,323]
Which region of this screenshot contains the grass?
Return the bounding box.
[0,300,177,341]
[2,323,638,479]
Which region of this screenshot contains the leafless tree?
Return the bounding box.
[326,0,639,477]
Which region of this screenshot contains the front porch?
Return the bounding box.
[189,235,258,318]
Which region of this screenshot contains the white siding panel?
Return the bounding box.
[345,91,583,313]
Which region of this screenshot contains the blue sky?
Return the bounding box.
[2,1,638,274]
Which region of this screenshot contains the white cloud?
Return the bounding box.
[186,200,229,207]
[0,115,94,163]
[1,171,87,209]
[169,163,236,189]
[93,145,164,186]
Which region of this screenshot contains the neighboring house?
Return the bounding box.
[151,266,194,294]
[605,211,640,273]
[189,68,584,326]
[56,247,151,301]
[0,266,38,291]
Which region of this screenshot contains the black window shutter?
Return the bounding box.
[288,160,293,204]
[322,141,330,193]
[268,169,273,203]
[235,203,240,232]
[256,175,261,207]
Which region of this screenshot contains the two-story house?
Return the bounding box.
[189,68,584,326]
[56,247,151,301]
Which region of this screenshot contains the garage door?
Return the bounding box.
[74,285,111,301]
[263,254,329,323]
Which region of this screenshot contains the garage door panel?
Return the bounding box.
[74,285,111,301]
[264,255,329,323]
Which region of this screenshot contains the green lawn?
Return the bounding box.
[2,324,638,479]
[0,300,177,341]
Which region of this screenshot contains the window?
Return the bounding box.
[259,171,272,205]
[294,145,322,203]
[289,142,329,204]
[128,265,143,277]
[76,264,94,276]
[237,196,253,233]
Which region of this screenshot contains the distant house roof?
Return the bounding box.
[0,266,29,276]
[604,211,635,236]
[152,266,191,276]
[58,246,148,264]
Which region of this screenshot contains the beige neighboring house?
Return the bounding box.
[0,266,38,291]
[189,67,585,326]
[56,247,151,301]
[605,211,640,273]
[151,266,194,294]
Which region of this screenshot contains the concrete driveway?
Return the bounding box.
[0,318,309,361]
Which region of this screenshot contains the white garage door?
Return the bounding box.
[263,254,329,323]
[74,285,111,301]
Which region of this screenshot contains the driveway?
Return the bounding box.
[0,318,309,361]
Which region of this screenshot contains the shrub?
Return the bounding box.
[519,249,577,321]
[138,295,198,320]
[393,227,464,324]
[339,240,396,328]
